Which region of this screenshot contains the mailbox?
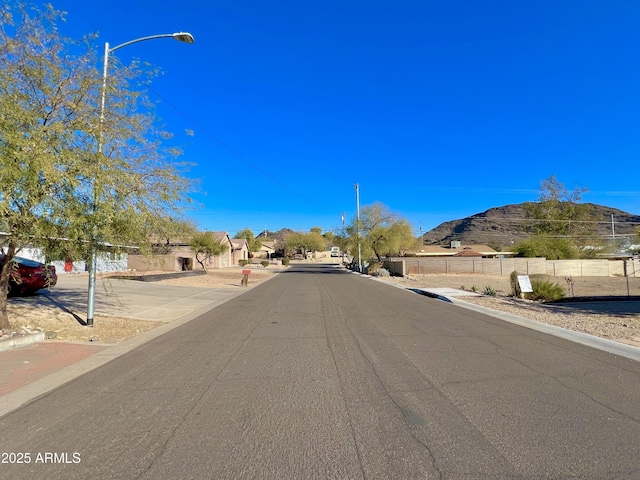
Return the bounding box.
[241,269,251,287]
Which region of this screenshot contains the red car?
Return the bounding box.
[0,255,58,295]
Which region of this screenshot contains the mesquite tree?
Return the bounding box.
[0,3,195,329]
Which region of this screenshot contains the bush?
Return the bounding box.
[238,259,248,266]
[514,237,580,260]
[483,285,497,296]
[374,267,390,278]
[282,258,290,266]
[530,276,565,301]
[260,260,270,268]
[366,261,383,275]
[510,271,520,297]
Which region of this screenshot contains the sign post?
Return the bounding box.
[241,269,251,287]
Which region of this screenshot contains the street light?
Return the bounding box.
[355,183,362,273]
[87,31,195,326]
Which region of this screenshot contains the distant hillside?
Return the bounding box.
[256,228,295,245]
[422,203,640,247]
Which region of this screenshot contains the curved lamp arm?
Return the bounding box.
[108,32,194,54]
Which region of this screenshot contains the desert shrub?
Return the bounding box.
[374,268,390,278]
[483,285,497,296]
[471,285,478,293]
[260,260,270,268]
[460,285,466,291]
[510,271,520,297]
[238,259,249,266]
[366,262,383,275]
[282,258,290,266]
[530,276,565,301]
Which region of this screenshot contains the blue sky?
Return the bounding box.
[37,1,640,237]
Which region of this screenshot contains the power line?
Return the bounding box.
[426,217,640,226]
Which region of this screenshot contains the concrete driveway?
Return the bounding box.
[38,273,243,323]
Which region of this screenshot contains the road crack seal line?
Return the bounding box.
[320,285,369,480]
[216,289,287,381]
[500,351,640,425]
[323,281,449,479]
[348,324,443,480]
[343,286,518,475]
[136,385,213,479]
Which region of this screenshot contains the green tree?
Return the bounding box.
[191,232,229,272]
[0,4,194,329]
[526,175,592,238]
[348,203,417,262]
[514,237,580,260]
[283,230,326,256]
[521,175,593,258]
[234,228,263,253]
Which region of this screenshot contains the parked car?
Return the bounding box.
[0,255,58,295]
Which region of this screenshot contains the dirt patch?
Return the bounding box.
[6,268,279,344]
[8,303,158,344]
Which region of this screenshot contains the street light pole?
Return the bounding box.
[355,183,362,273]
[87,31,194,326]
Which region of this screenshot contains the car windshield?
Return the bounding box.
[0,255,43,268]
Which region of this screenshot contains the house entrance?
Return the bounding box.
[178,257,193,271]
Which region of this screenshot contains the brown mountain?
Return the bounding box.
[256,228,295,245]
[422,203,640,247]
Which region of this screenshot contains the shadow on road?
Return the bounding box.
[545,297,640,316]
[281,264,350,275]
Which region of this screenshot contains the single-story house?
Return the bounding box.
[0,233,128,274]
[414,244,515,258]
[128,231,234,272]
[255,241,276,259]
[231,238,250,265]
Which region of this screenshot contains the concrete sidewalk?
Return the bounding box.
[0,273,264,417]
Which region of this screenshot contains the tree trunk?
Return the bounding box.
[0,242,17,330]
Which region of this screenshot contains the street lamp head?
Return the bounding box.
[173,32,195,44]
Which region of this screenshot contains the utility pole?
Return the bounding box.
[355,183,362,272]
[611,214,616,253]
[420,221,424,246]
[341,212,345,264]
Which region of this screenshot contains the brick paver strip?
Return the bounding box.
[0,343,105,396]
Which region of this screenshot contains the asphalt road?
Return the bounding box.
[1,264,639,479]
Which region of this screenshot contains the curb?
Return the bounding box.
[0,332,45,353]
[366,274,640,363]
[447,296,640,362]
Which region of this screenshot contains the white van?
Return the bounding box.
[330,247,340,257]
